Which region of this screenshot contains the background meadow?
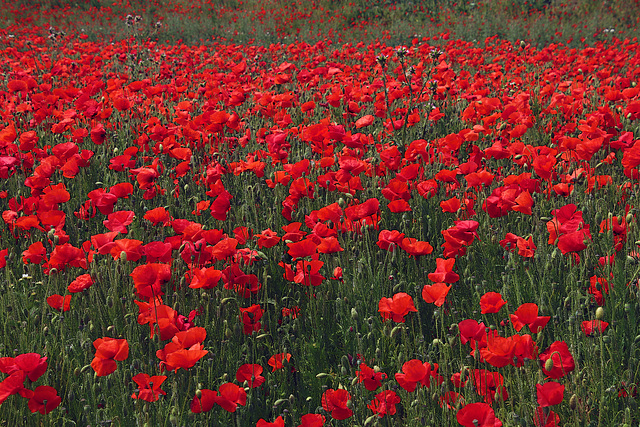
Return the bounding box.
[1,0,640,426]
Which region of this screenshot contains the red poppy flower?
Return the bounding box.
[378,292,417,323]
[581,320,609,336]
[215,382,247,412]
[188,266,222,289]
[472,369,508,403]
[479,333,537,368]
[268,353,291,371]
[0,249,7,269]
[91,337,129,376]
[47,294,71,312]
[533,406,560,427]
[47,243,87,271]
[131,373,167,402]
[344,198,379,221]
[257,417,285,427]
[480,292,507,314]
[510,303,550,333]
[236,364,265,388]
[144,207,171,226]
[239,304,264,335]
[428,258,459,283]
[130,263,172,300]
[67,274,94,293]
[22,241,46,265]
[356,363,386,391]
[103,210,135,233]
[536,382,565,407]
[400,238,433,257]
[456,402,502,427]
[421,282,451,307]
[0,352,48,382]
[368,390,401,417]
[298,413,326,427]
[0,371,26,404]
[288,239,317,259]
[377,230,405,251]
[321,388,352,420]
[27,386,61,415]
[190,389,217,413]
[395,359,435,392]
[539,341,575,379]
[256,228,280,248]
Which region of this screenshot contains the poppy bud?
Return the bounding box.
[545,358,554,372]
[351,308,358,321]
[569,394,577,410]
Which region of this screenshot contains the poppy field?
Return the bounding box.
[1,1,640,426]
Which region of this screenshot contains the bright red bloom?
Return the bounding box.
[190,389,217,413]
[0,371,26,405]
[144,207,171,226]
[456,402,502,427]
[27,386,61,415]
[0,353,48,382]
[257,417,285,427]
[22,241,46,264]
[344,198,379,221]
[356,363,386,391]
[368,390,400,417]
[581,320,609,336]
[256,228,280,248]
[131,373,167,402]
[377,230,405,251]
[480,292,507,314]
[0,249,7,269]
[236,364,265,388]
[215,382,247,412]
[421,282,451,307]
[91,337,129,376]
[67,274,94,293]
[157,328,208,372]
[539,341,575,379]
[533,406,560,427]
[378,292,417,323]
[298,413,326,427]
[103,210,135,233]
[472,369,508,403]
[188,266,222,289]
[130,263,172,300]
[428,258,459,283]
[268,353,291,371]
[510,303,550,333]
[395,359,438,392]
[321,388,352,420]
[400,237,433,257]
[536,382,565,407]
[47,294,71,312]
